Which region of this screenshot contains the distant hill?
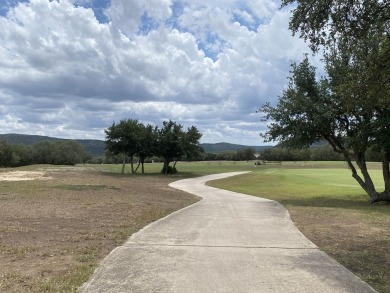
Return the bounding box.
[0,134,106,157]
[0,134,271,157]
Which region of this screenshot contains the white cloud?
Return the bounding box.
[0,0,315,146]
[105,0,172,36]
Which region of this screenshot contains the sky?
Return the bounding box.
[0,0,320,145]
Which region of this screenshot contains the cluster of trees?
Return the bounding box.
[262,1,389,202]
[261,146,385,162]
[0,140,89,167]
[105,119,203,174]
[204,147,256,161]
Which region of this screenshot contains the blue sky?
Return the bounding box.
[0,0,318,145]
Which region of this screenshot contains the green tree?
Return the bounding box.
[135,124,158,174]
[237,147,256,161]
[105,119,142,174]
[283,0,390,110]
[261,1,390,203]
[0,140,13,167]
[181,126,203,162]
[157,120,203,173]
[158,120,183,174]
[261,57,390,203]
[12,144,33,166]
[310,145,343,161]
[51,141,89,165]
[282,0,389,52]
[32,141,56,164]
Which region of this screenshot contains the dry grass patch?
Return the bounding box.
[0,165,199,292]
[288,206,390,292]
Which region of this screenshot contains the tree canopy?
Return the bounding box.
[282,0,389,52]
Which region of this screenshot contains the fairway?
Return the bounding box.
[208,162,390,293]
[211,166,385,203]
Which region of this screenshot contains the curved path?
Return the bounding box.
[80,172,376,292]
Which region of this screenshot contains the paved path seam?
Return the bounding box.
[127,242,320,249]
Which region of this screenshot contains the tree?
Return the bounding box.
[157,120,203,173]
[51,141,89,165]
[135,124,158,174]
[261,57,390,203]
[261,1,390,203]
[105,119,141,174]
[0,140,13,167]
[181,125,203,162]
[32,141,55,164]
[12,144,33,166]
[157,120,184,174]
[238,147,256,161]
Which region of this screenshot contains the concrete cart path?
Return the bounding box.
[80,172,377,293]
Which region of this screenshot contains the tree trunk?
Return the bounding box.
[134,158,145,174]
[121,155,126,174]
[343,152,380,202]
[325,135,390,203]
[163,160,170,174]
[130,155,134,174]
[355,153,378,198]
[134,160,141,174]
[372,151,390,203]
[383,151,390,194]
[370,191,390,204]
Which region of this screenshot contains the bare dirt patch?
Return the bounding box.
[0,171,51,181]
[0,166,199,292]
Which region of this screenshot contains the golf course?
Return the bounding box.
[0,161,389,292]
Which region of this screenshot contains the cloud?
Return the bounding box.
[105,0,172,35]
[0,0,314,145]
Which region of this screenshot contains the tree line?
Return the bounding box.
[0,140,90,167]
[259,145,383,162]
[105,119,203,174]
[204,148,257,161]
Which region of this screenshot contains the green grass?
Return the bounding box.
[210,167,383,203]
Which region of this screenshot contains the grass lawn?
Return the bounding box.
[208,161,390,293]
